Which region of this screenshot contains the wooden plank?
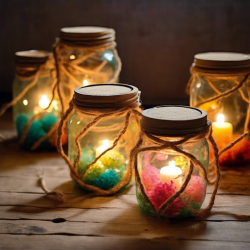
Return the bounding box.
[0,191,250,218]
[1,235,249,250]
[0,204,249,223]
[0,219,250,242]
[1,171,250,195]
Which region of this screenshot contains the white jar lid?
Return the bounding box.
[194,52,250,69]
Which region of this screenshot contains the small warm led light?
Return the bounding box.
[23,99,28,106]
[83,79,89,86]
[77,121,80,124]
[217,114,224,124]
[52,100,58,110]
[196,82,201,88]
[39,95,50,109]
[70,55,76,60]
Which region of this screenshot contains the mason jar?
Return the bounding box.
[13,50,65,150]
[54,26,121,103]
[135,106,210,218]
[189,52,250,166]
[67,84,140,192]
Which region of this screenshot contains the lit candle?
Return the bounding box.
[160,160,182,189]
[212,114,233,148]
[39,95,50,109]
[96,140,112,157]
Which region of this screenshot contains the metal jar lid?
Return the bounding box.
[74,83,139,109]
[141,105,207,136]
[60,26,116,47]
[15,50,51,67]
[194,52,250,70]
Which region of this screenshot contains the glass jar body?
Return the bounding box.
[13,74,61,150]
[190,73,250,166]
[136,137,209,218]
[58,44,120,89]
[68,110,138,191]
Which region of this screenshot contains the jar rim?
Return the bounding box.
[74,83,140,109]
[15,50,51,67]
[141,105,207,136]
[194,52,250,70]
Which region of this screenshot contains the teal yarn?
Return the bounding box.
[41,114,58,132]
[15,113,58,150]
[93,169,118,190]
[16,114,28,138]
[77,147,96,174]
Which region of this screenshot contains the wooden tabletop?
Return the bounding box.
[1,111,250,250]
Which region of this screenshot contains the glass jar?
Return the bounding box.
[189,52,250,166]
[13,50,64,150]
[135,106,211,219]
[67,84,140,192]
[54,26,121,99]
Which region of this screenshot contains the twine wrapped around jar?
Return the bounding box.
[132,106,249,218]
[0,51,64,150]
[49,84,141,201]
[52,26,122,114]
[186,53,250,134]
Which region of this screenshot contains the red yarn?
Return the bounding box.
[148,182,185,217]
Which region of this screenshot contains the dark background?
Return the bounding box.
[1,0,250,105]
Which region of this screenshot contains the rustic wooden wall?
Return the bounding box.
[0,0,250,105]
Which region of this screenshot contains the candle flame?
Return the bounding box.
[83,79,89,86]
[169,160,175,167]
[39,95,49,109]
[217,114,224,124]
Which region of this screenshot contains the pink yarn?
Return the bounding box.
[148,182,185,217]
[141,164,160,191]
[183,175,206,204]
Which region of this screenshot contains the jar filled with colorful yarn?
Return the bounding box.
[57,83,141,195]
[53,26,121,96]
[187,52,250,167]
[12,50,66,150]
[133,106,220,219]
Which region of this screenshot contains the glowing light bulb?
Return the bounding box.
[70,55,76,60]
[217,114,224,124]
[83,79,89,86]
[39,95,49,109]
[23,99,28,106]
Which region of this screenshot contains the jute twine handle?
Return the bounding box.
[131,121,248,218]
[46,94,141,202]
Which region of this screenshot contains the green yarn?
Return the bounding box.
[82,161,106,185]
[136,191,156,216]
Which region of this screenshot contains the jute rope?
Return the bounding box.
[42,93,141,202]
[186,66,250,133]
[53,39,122,95]
[131,121,249,218]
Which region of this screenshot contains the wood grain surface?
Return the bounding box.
[0,112,250,250]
